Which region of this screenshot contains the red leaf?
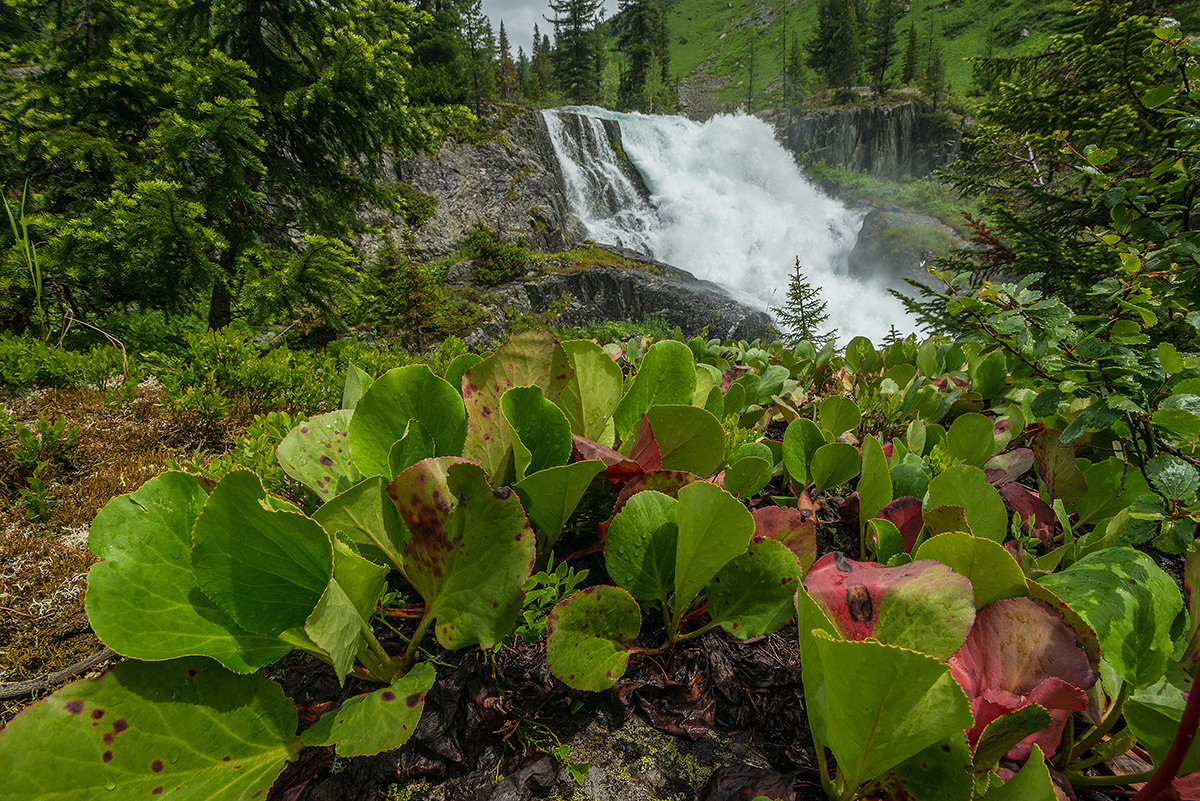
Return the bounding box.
[999,483,1054,546]
[949,598,1095,759]
[984,447,1034,486]
[572,434,643,482]
[877,496,924,553]
[628,415,663,472]
[752,506,816,574]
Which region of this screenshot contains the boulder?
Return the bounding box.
[847,209,965,289]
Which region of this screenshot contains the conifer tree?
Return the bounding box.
[771,258,837,347]
[497,22,518,99]
[546,0,604,103]
[615,0,670,111]
[867,0,902,95]
[901,23,919,84]
[807,0,863,89]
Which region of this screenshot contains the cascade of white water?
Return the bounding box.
[542,106,915,344]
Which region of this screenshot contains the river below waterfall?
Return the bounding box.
[542,106,915,344]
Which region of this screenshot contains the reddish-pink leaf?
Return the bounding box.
[877,496,924,553]
[628,415,663,472]
[721,365,751,392]
[999,483,1054,546]
[1168,772,1200,800]
[572,434,643,482]
[752,506,816,575]
[949,598,1095,759]
[984,448,1035,486]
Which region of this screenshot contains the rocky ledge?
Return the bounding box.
[453,246,774,349]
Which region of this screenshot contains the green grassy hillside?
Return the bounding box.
[663,0,1094,109]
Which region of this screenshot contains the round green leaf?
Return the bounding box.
[387,458,535,650]
[546,586,641,691]
[645,404,725,477]
[859,434,893,525]
[387,418,436,477]
[673,481,756,618]
[0,657,300,801]
[502,385,573,481]
[301,663,436,757]
[349,364,466,477]
[971,350,1008,401]
[891,460,932,500]
[312,475,408,572]
[915,531,1028,609]
[819,396,861,437]
[946,413,996,467]
[810,442,861,494]
[557,339,623,439]
[86,473,290,673]
[926,465,1007,542]
[191,471,334,637]
[706,538,801,638]
[605,490,679,605]
[723,454,772,497]
[1041,547,1183,687]
[783,417,825,486]
[1147,454,1200,501]
[613,339,696,443]
[877,734,973,801]
[513,460,606,553]
[277,409,361,501]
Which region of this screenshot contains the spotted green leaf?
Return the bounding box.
[349,365,466,477]
[547,586,641,691]
[302,663,435,757]
[706,538,801,638]
[277,409,361,502]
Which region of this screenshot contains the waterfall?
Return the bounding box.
[542,106,915,344]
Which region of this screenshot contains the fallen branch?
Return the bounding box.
[0,648,118,700]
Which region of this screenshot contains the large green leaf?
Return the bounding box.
[1041,547,1183,687]
[502,385,573,481]
[926,465,1007,542]
[706,538,801,638]
[313,475,408,572]
[876,734,973,801]
[341,362,374,410]
[946,413,996,467]
[723,442,773,497]
[859,434,893,534]
[605,490,679,605]
[1147,454,1200,501]
[672,481,755,618]
[556,339,623,439]
[783,417,825,486]
[971,350,1008,401]
[462,330,573,485]
[972,706,1054,773]
[546,586,641,691]
[191,471,333,637]
[914,532,1027,609]
[1125,661,1200,774]
[303,579,364,684]
[513,460,606,554]
[819,396,861,437]
[387,458,535,650]
[612,340,696,443]
[1074,457,1150,526]
[0,657,300,801]
[85,473,289,673]
[349,364,466,477]
[386,418,436,477]
[975,746,1058,801]
[645,404,725,476]
[810,442,861,494]
[277,409,361,501]
[803,631,974,791]
[302,663,435,757]
[1033,428,1088,505]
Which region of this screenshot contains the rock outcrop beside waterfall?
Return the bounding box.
[453,246,774,349]
[395,110,583,259]
[781,101,963,179]
[848,208,967,288]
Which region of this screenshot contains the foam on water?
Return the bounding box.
[542,106,915,343]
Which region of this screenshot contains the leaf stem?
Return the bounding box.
[812,732,838,800]
[399,608,436,675]
[1066,768,1154,787]
[675,620,719,643]
[1070,682,1131,763]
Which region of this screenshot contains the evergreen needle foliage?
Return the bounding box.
[771,257,837,348]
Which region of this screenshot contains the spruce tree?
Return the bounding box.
[771,258,837,347]
[807,0,862,89]
[615,0,670,111]
[497,22,518,99]
[546,0,604,104]
[867,0,902,95]
[901,23,919,85]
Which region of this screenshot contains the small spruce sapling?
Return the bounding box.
[771,257,837,348]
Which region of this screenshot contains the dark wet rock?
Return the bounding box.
[460,246,773,351]
[782,101,963,180]
[847,208,966,289]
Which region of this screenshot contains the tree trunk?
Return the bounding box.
[207,281,233,330]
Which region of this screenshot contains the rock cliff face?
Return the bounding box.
[395,110,584,259]
[782,101,962,179]
[457,247,773,350]
[847,208,966,288]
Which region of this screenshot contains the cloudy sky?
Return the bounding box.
[481,0,621,56]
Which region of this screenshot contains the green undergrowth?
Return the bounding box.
[802,161,983,234]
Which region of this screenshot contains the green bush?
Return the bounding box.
[462,223,529,285]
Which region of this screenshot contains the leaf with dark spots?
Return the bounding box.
[984,448,1034,486]
[0,657,300,800]
[547,586,641,691]
[277,409,363,500]
[388,458,535,650]
[751,506,816,574]
[999,483,1054,545]
[301,663,435,757]
[877,496,924,553]
[462,330,573,485]
[65,700,84,715]
[948,597,1094,759]
[803,553,974,659]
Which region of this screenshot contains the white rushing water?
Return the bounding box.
[542,106,915,344]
